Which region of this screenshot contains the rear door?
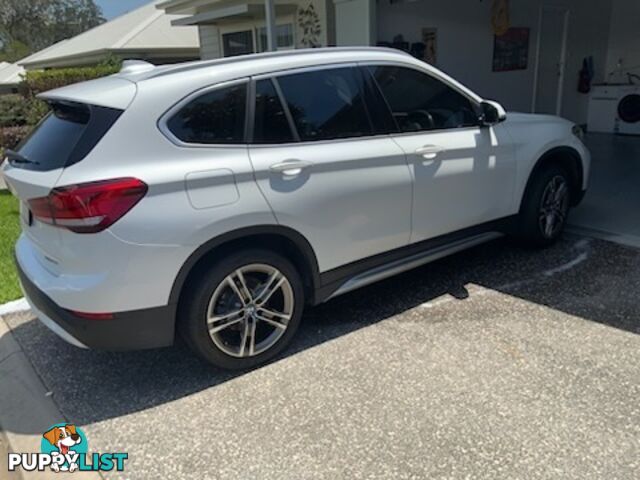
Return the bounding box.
[2,101,121,265]
[248,65,413,272]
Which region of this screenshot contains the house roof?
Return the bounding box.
[19,1,199,70]
[0,62,25,85]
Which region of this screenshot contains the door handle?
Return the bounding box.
[415,145,445,160]
[269,160,313,177]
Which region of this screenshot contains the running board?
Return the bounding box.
[326,232,503,301]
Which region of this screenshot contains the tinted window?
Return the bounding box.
[369,66,479,132]
[167,84,247,144]
[14,102,121,172]
[277,67,372,141]
[253,79,295,144]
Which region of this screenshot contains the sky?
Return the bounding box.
[95,0,155,20]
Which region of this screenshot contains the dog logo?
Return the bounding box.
[42,424,83,472]
[7,423,127,474]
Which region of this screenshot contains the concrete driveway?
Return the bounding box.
[1,235,639,479]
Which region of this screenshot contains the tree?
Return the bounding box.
[0,0,105,60]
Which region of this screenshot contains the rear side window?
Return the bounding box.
[276,67,372,141]
[369,66,479,132]
[253,79,295,144]
[14,102,121,172]
[167,83,247,144]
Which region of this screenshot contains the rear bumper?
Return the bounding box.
[17,259,176,351]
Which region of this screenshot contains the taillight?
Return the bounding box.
[28,178,147,233]
[69,310,114,320]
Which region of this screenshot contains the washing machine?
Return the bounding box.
[616,85,640,136]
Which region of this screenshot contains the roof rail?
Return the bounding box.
[147,47,411,80]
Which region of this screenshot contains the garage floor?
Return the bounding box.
[569,133,640,246]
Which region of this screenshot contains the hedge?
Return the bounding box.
[21,64,120,97]
[0,125,32,151]
[0,60,122,152]
[0,94,48,127]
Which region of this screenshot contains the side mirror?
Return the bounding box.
[479,100,507,126]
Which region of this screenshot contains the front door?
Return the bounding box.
[248,66,413,272]
[367,65,516,243]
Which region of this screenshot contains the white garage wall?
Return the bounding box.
[606,0,640,82]
[375,0,613,124]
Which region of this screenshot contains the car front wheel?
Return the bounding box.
[517,164,572,247]
[180,249,304,369]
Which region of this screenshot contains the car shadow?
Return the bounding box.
[2,234,639,434]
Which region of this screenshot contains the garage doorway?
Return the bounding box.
[532,6,569,115]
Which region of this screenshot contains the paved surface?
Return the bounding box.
[2,235,639,479]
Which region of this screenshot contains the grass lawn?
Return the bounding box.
[0,190,21,303]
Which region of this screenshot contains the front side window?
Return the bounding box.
[253,79,295,144]
[276,67,372,141]
[369,66,479,133]
[166,84,247,145]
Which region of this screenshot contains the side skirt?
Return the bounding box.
[314,216,515,304]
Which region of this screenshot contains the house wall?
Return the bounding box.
[194,0,331,60]
[199,25,222,59]
[373,0,613,124]
[606,0,640,82]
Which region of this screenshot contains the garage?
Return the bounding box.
[332,0,640,246]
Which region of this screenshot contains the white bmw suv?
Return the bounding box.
[2,48,590,369]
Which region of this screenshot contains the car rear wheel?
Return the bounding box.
[516,164,572,247]
[180,249,304,369]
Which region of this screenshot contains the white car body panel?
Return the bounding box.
[249,136,412,272]
[391,123,517,243]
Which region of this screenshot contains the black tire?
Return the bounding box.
[179,249,305,370]
[515,164,572,247]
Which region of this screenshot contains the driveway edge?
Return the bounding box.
[0,314,101,480]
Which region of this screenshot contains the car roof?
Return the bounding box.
[39,47,483,110]
[118,47,414,83]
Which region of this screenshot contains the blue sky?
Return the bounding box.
[95,0,155,20]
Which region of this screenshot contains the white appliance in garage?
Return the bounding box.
[588,84,640,135]
[588,85,621,133]
[616,86,640,135]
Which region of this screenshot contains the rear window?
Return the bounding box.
[166,83,247,145]
[253,78,295,144]
[13,101,122,172]
[276,67,373,142]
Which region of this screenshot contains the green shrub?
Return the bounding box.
[0,125,32,151]
[0,94,49,128]
[22,64,120,97]
[0,95,30,127]
[25,98,49,125]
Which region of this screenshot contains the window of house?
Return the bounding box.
[166,83,247,144]
[276,67,373,141]
[368,66,479,132]
[258,24,294,52]
[253,78,295,144]
[222,30,254,57]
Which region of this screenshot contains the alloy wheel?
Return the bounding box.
[206,264,294,358]
[538,175,569,239]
